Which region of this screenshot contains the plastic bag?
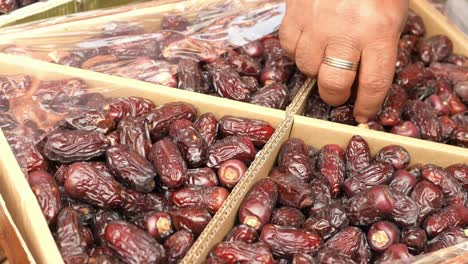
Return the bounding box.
[0,0,306,111]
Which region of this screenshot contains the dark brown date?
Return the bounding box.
[271,207,305,228]
[56,207,90,264]
[421,164,467,205]
[66,110,115,134]
[438,115,458,141]
[209,66,251,101]
[424,204,468,238]
[104,96,155,123]
[375,145,410,170]
[446,163,468,189]
[219,116,275,146]
[411,180,444,223]
[345,185,396,226]
[93,210,122,246]
[69,202,96,226]
[418,35,453,65]
[169,119,208,168]
[207,136,256,168]
[164,230,194,264]
[292,253,315,264]
[28,170,61,225]
[397,62,428,90]
[277,138,313,182]
[450,127,468,147]
[106,131,120,146]
[305,92,331,120]
[212,241,274,264]
[391,121,421,138]
[238,179,278,230]
[389,191,420,227]
[309,177,332,212]
[320,226,371,264]
[425,227,468,253]
[218,159,247,188]
[169,205,211,237]
[403,100,442,142]
[146,102,197,141]
[303,203,349,240]
[329,104,356,125]
[403,11,425,36]
[118,116,152,158]
[120,189,166,215]
[317,144,346,198]
[65,162,123,209]
[144,211,174,242]
[317,249,357,264]
[367,221,400,253]
[239,40,264,58]
[148,138,187,188]
[401,227,427,254]
[225,224,258,243]
[186,167,219,187]
[105,221,166,264]
[106,144,156,193]
[227,54,262,76]
[388,170,418,195]
[169,185,229,214]
[250,82,289,110]
[88,254,120,264]
[44,130,110,163]
[429,62,468,83]
[271,174,314,209]
[287,70,307,104]
[259,224,322,258]
[194,112,219,145]
[345,135,371,176]
[374,244,414,264]
[177,59,210,93]
[343,162,394,197]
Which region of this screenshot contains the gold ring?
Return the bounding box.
[323,56,359,71]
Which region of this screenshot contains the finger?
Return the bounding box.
[354,40,398,123]
[279,0,306,58]
[318,36,361,106]
[294,30,326,77]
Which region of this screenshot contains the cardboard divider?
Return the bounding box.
[0,53,287,264]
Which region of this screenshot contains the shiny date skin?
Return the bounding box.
[344,162,394,197]
[219,116,275,146]
[320,226,371,264]
[65,162,123,209]
[303,203,349,240]
[104,221,166,264]
[403,100,442,142]
[186,167,219,187]
[271,207,305,228]
[144,211,174,242]
[374,243,414,264]
[66,110,115,134]
[389,170,418,195]
[212,241,274,264]
[260,224,322,258]
[209,66,252,101]
[345,135,371,176]
[277,138,313,182]
[421,164,467,205]
[389,191,420,227]
[317,144,346,198]
[411,180,444,223]
[121,189,166,215]
[401,227,427,254]
[164,230,194,264]
[93,210,122,246]
[271,174,314,209]
[367,221,400,253]
[424,204,468,238]
[425,227,468,253]
[169,205,212,237]
[103,96,155,123]
[177,59,210,93]
[56,207,90,264]
[194,112,219,145]
[225,224,258,243]
[169,185,229,214]
[169,119,208,168]
[43,130,110,163]
[250,82,289,110]
[238,179,278,230]
[106,144,156,193]
[375,145,411,170]
[28,170,62,225]
[445,163,468,189]
[309,177,332,213]
[207,136,257,168]
[118,116,152,158]
[148,138,187,188]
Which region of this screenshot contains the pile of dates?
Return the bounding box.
[0,0,38,15]
[305,11,468,148]
[0,76,276,263]
[206,136,468,264]
[2,5,305,110]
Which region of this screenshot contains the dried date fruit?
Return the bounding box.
[118,117,152,158]
[401,227,427,254]
[56,207,91,263]
[277,138,313,182]
[146,102,197,141]
[148,138,187,188]
[169,185,228,214]
[207,136,256,168]
[219,116,274,146]
[70,202,96,226]
[291,253,315,264]
[225,224,258,243]
[121,189,166,215]
[375,244,414,264]
[287,70,307,104]
[425,227,468,253]
[403,11,425,36]
[303,203,349,240]
[388,170,418,195]
[344,162,394,197]
[105,221,166,264]
[186,167,218,187]
[391,121,421,138]
[345,185,396,226]
[411,180,444,223]
[399,34,420,53]
[107,36,160,59]
[375,145,410,170]
[241,76,260,94]
[106,144,156,193]
[209,66,251,101]
[169,119,208,168]
[194,112,219,145]
[65,162,123,209]
[238,179,278,230]
[424,204,468,238]
[451,111,468,127]
[425,94,450,116]
[367,221,400,253]
[28,170,61,225]
[212,241,274,264]
[205,257,226,264]
[163,230,194,264]
[330,104,356,125]
[450,127,468,147]
[397,62,428,90]
[271,174,314,209]
[418,35,453,65]
[161,14,190,31]
[143,211,174,242]
[345,135,371,176]
[260,56,294,84]
[454,81,468,103]
[395,49,411,73]
[320,226,371,264]
[250,82,289,109]
[259,224,322,258]
[317,144,346,198]
[271,207,305,228]
[88,254,120,264]
[218,159,247,188]
[169,205,211,237]
[446,54,468,67]
[421,164,467,205]
[66,110,115,134]
[33,78,87,113]
[317,249,357,264]
[44,130,110,163]
[93,210,122,246]
[390,191,420,227]
[309,177,332,212]
[403,100,442,142]
[446,164,468,189]
[177,59,210,93]
[429,62,468,83]
[227,54,262,76]
[305,92,331,120]
[239,40,264,58]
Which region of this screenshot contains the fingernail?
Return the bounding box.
[355,116,368,124]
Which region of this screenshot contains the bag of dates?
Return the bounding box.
[0,0,309,110]
[205,135,468,264]
[0,68,279,263]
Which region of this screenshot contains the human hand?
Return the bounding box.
[279,0,409,123]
